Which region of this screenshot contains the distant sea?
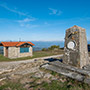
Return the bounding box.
[32,41,64,51]
[0,41,90,52]
[32,41,90,51]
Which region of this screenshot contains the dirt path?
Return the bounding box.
[0,55,62,68]
[0,54,63,76]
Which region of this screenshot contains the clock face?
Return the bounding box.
[67,41,75,50]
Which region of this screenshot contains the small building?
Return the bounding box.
[0,41,34,59]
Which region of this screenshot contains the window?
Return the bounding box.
[20,47,29,53]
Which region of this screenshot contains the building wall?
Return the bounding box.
[8,47,19,58]
[18,46,33,58]
[7,46,33,59]
[3,47,6,56]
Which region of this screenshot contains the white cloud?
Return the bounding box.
[0,3,30,17]
[0,2,38,29]
[49,8,57,15]
[49,8,62,16]
[16,18,38,28]
[17,18,36,23]
[20,23,39,28]
[25,24,39,28]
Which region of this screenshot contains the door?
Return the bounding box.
[5,47,8,57]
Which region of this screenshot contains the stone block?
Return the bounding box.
[63,25,89,68]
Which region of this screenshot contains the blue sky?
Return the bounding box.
[0,0,90,41]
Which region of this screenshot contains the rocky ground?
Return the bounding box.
[0,55,90,90]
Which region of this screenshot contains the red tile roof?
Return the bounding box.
[0,42,35,47]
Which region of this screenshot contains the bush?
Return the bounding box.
[48,45,60,50]
[42,48,47,51]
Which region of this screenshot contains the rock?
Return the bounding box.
[4,87,11,90]
[29,88,34,90]
[0,77,6,82]
[59,78,66,83]
[20,77,33,84]
[83,65,90,71]
[51,77,58,81]
[0,69,13,75]
[32,71,44,78]
[9,74,21,80]
[43,73,52,78]
[43,78,51,83]
[24,84,30,89]
[84,78,90,85]
[36,79,43,84]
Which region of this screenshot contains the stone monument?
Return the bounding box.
[63,25,89,68]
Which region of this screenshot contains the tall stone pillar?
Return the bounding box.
[63,25,89,68]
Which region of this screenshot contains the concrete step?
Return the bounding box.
[50,61,90,76]
[42,64,85,81]
[41,61,90,84]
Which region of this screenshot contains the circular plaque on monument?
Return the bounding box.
[67,41,75,50]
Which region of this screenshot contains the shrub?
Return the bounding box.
[48,45,60,50]
[42,48,47,51]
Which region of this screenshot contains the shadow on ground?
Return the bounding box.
[44,58,63,62]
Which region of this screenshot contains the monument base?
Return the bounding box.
[63,25,89,68]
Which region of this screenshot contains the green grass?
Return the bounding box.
[0,81,26,90]
[33,79,90,90]
[0,70,90,90]
[32,80,90,90]
[0,50,64,61]
[0,54,10,61]
[38,69,90,90]
[1,78,90,90]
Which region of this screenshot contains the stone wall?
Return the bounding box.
[3,47,6,57]
[8,47,19,58]
[18,46,33,58]
[7,46,33,59]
